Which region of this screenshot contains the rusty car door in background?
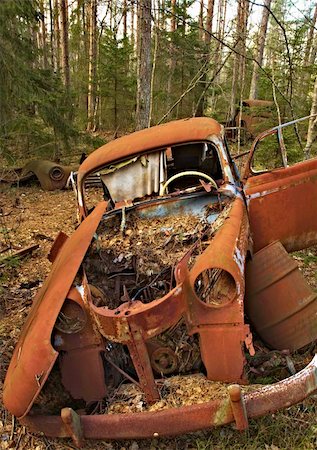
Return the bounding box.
[243,120,317,253]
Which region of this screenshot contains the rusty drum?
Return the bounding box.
[245,240,317,351]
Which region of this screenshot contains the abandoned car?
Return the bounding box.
[3,117,317,446]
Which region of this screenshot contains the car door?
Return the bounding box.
[243,121,317,253]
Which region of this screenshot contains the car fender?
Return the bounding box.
[3,201,107,419]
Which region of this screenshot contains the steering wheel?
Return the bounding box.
[159,170,218,196]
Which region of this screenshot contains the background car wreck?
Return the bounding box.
[3,117,317,446]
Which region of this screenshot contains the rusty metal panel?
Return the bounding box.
[59,348,106,402]
[21,160,73,191]
[54,287,107,402]
[245,241,317,351]
[3,201,107,419]
[101,151,166,202]
[244,158,317,252]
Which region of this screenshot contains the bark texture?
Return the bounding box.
[87,0,97,131]
[249,0,271,100]
[229,0,249,120]
[60,0,70,90]
[136,0,152,130]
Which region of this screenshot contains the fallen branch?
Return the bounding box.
[0,244,39,265]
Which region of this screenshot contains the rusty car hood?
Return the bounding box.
[3,201,107,419]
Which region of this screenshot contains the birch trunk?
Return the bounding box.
[304,75,317,159]
[304,3,317,67]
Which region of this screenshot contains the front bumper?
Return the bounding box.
[20,355,317,447]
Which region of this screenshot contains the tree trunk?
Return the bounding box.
[60,0,70,90]
[204,0,225,115]
[87,0,97,131]
[171,0,176,34]
[249,0,271,100]
[39,0,48,69]
[48,0,54,68]
[229,0,249,121]
[199,0,204,41]
[53,0,60,71]
[123,0,127,38]
[149,14,159,126]
[135,0,152,130]
[304,3,317,67]
[213,0,226,82]
[205,0,214,44]
[304,75,317,159]
[167,0,177,102]
[196,0,215,115]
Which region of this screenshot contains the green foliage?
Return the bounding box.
[0,255,21,269]
[98,31,136,130]
[0,0,77,163]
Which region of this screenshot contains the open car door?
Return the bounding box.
[243,117,317,253]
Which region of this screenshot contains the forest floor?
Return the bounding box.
[1,184,317,450]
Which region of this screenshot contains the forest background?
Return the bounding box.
[1,0,317,166]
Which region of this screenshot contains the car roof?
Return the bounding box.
[78,117,222,178]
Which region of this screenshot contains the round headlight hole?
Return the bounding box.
[194,268,237,307]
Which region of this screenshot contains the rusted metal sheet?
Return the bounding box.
[244,158,317,252]
[243,116,317,252]
[19,355,317,442]
[48,231,69,262]
[78,118,222,179]
[101,151,166,202]
[3,201,107,418]
[245,241,317,351]
[183,197,253,382]
[54,287,107,402]
[0,160,74,190]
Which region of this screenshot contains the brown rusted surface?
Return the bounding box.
[48,231,69,262]
[19,355,317,441]
[230,99,274,138]
[3,202,107,418]
[243,117,317,252]
[1,160,74,190]
[228,384,249,430]
[244,157,317,252]
[78,118,222,179]
[55,287,107,402]
[61,408,84,447]
[4,116,317,444]
[246,241,317,351]
[183,197,253,382]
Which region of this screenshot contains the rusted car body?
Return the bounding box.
[235,99,274,136]
[3,117,317,446]
[0,160,73,190]
[226,99,275,141]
